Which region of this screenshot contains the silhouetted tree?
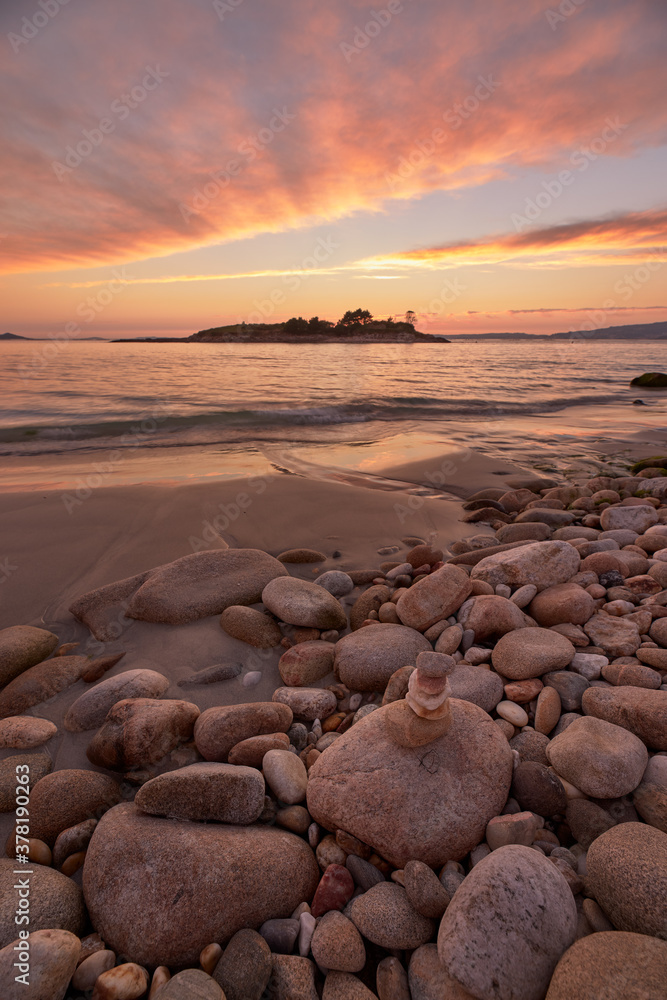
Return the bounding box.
[338,308,373,327]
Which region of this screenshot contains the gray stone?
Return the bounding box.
[316,571,355,597]
[448,665,503,714]
[543,671,589,711]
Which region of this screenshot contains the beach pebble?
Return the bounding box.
[317,834,347,870]
[545,931,667,1000]
[334,623,430,692]
[311,911,366,972]
[64,668,171,731]
[0,859,85,947]
[273,686,337,721]
[311,863,355,917]
[584,613,641,657]
[346,854,385,891]
[404,859,451,918]
[510,730,550,765]
[534,685,561,735]
[349,584,391,630]
[195,702,293,761]
[135,761,265,822]
[547,716,648,798]
[19,768,119,846]
[471,540,580,593]
[569,652,607,679]
[178,661,243,686]
[496,522,552,542]
[485,811,537,850]
[262,577,347,630]
[276,805,311,834]
[242,670,262,687]
[87,697,199,770]
[448,665,504,713]
[515,509,576,526]
[632,755,667,833]
[0,928,80,1000]
[0,715,57,749]
[395,564,472,630]
[259,918,300,955]
[510,583,538,608]
[211,928,271,1000]
[322,972,377,998]
[228,731,290,766]
[72,949,116,990]
[84,802,319,968]
[458,594,529,640]
[153,969,223,999]
[586,822,667,936]
[349,882,435,949]
[0,625,59,687]
[307,701,512,867]
[278,548,326,563]
[92,963,149,1000]
[409,944,472,1000]
[496,701,529,727]
[543,671,589,711]
[528,583,595,627]
[565,798,616,849]
[437,845,576,1000]
[220,605,283,647]
[581,686,667,750]
[0,653,109,719]
[433,624,463,654]
[0,752,52,812]
[376,956,411,1000]
[511,761,566,817]
[263,749,308,804]
[637,646,667,670]
[279,640,335,686]
[267,955,319,1000]
[600,505,659,533]
[53,818,98,868]
[603,661,662,688]
[492,627,575,680]
[316,571,355,596]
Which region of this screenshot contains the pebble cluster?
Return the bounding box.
[0,466,667,998]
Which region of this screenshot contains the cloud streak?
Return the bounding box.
[1,0,667,274]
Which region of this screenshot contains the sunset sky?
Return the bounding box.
[1,0,666,338]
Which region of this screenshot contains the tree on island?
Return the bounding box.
[337,308,374,327]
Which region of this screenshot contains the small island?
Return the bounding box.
[112,309,450,343]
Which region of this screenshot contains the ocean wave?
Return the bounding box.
[0,391,633,457]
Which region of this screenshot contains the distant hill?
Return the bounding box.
[188,321,449,344]
[448,321,667,341]
[0,332,29,340]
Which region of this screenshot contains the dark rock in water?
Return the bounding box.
[82,803,320,967]
[631,455,667,473]
[178,662,243,686]
[632,399,647,405]
[599,570,625,589]
[0,625,59,688]
[0,654,116,719]
[630,372,667,387]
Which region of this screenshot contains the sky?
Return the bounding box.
[1,0,666,338]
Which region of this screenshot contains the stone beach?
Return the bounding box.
[1,463,667,998]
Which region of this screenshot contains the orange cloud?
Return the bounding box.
[361,209,667,270]
[1,0,666,274]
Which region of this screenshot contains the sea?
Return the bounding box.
[1,339,666,490]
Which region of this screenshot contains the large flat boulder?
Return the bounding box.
[470,541,580,593]
[70,550,289,635]
[83,803,319,967]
